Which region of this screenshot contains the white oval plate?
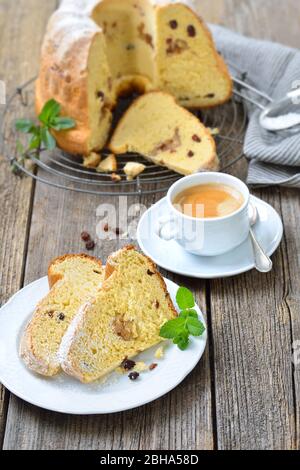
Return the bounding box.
[137,195,283,279]
[0,277,207,415]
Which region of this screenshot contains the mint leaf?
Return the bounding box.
[179,309,198,319]
[29,133,41,150]
[174,332,189,351]
[160,287,205,351]
[41,128,56,150]
[176,287,195,310]
[15,119,35,133]
[50,117,76,130]
[186,317,205,337]
[160,317,186,339]
[39,99,61,125]
[14,97,76,172]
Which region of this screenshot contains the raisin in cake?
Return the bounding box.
[110,91,218,175]
[20,254,104,376]
[59,246,178,383]
[36,0,232,156]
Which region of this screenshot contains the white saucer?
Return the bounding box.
[137,196,283,279]
[0,277,206,415]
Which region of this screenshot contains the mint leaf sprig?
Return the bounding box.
[160,287,205,351]
[13,99,75,173]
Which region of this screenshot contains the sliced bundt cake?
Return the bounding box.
[36,0,232,156]
[60,246,178,383]
[20,254,104,376]
[109,91,218,175]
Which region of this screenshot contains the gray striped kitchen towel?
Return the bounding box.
[210,24,300,188]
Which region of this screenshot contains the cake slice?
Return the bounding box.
[20,254,104,376]
[60,246,178,383]
[109,91,218,175]
[155,2,232,108]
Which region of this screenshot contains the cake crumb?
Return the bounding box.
[208,127,220,136]
[111,173,121,182]
[124,162,146,180]
[96,154,117,173]
[120,231,129,240]
[83,152,101,169]
[134,361,148,373]
[155,346,164,359]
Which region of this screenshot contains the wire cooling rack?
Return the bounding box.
[0,76,248,196]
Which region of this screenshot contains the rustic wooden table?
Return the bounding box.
[0,0,299,451]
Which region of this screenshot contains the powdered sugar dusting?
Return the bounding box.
[150,0,196,7]
[42,10,101,62]
[58,300,92,372]
[44,0,199,68]
[59,0,197,11]
[60,0,99,14]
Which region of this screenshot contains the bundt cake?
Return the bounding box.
[60,246,178,383]
[20,254,104,376]
[110,92,218,175]
[36,0,232,156]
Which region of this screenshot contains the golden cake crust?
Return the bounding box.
[48,253,103,288]
[35,10,102,155]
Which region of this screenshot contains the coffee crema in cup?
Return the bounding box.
[173,183,245,219]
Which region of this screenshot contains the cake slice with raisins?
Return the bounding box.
[109,91,218,175]
[20,254,104,376]
[60,246,177,383]
[155,2,232,108]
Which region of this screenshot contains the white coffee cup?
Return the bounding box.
[156,172,250,257]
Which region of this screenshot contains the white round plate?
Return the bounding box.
[137,195,283,279]
[0,277,207,415]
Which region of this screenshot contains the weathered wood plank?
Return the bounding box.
[220,0,300,48]
[211,189,297,449]
[0,0,58,448]
[279,188,300,449]
[207,0,300,450]
[3,183,213,450]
